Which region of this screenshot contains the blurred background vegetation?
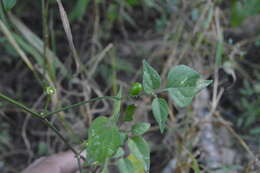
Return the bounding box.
[0,0,259,172]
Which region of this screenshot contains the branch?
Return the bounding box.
[0,92,79,157]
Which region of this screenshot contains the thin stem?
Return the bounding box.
[43,118,78,154]
[0,92,80,159]
[44,96,120,117]
[0,90,150,172]
[0,92,42,119]
[44,95,50,112]
[76,155,82,173]
[111,88,122,123]
[42,0,53,81]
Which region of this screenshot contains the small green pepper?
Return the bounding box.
[130,82,143,96]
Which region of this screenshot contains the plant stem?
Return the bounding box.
[0,91,148,172]
[0,92,80,159]
[0,92,42,119]
[111,88,122,123]
[44,96,120,117]
[42,0,53,81]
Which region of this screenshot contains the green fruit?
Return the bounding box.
[130,82,143,96]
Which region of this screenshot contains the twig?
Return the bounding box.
[215,112,260,166]
[44,96,120,117]
[0,92,80,160]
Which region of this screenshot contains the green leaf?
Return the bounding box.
[119,132,127,145]
[131,122,150,136]
[126,0,141,6]
[231,1,246,27]
[167,65,212,107]
[117,154,147,173]
[113,147,125,159]
[112,88,122,122]
[101,160,110,173]
[168,88,193,107]
[69,0,90,22]
[250,127,260,135]
[87,116,121,164]
[127,136,150,172]
[191,155,201,173]
[231,0,260,27]
[101,167,109,173]
[151,98,169,133]
[128,154,145,173]
[142,60,161,94]
[167,65,200,89]
[117,158,134,173]
[107,4,118,22]
[124,104,136,122]
[2,0,16,11]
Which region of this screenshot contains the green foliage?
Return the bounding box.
[117,158,135,173]
[124,104,136,122]
[69,0,90,21]
[118,154,146,173]
[126,0,141,6]
[112,88,122,122]
[113,147,125,159]
[142,60,161,94]
[191,154,201,173]
[119,132,127,145]
[86,61,210,172]
[86,116,122,164]
[101,162,110,173]
[2,0,16,11]
[152,98,169,133]
[127,136,150,172]
[167,65,212,107]
[127,154,146,173]
[117,151,145,173]
[0,59,211,172]
[231,0,260,27]
[250,127,260,135]
[107,4,118,23]
[237,81,260,130]
[131,122,150,136]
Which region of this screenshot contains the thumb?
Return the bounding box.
[22,150,86,173]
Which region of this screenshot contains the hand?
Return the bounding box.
[22,151,83,173]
